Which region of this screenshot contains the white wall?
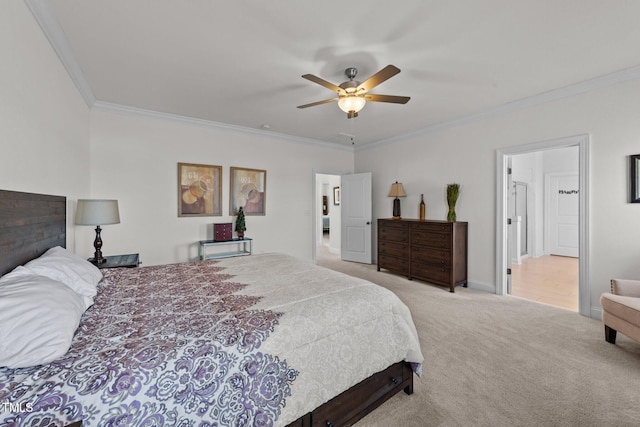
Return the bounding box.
[82,110,354,265]
[0,0,90,250]
[7,0,640,316]
[355,77,640,316]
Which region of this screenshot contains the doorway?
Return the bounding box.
[496,134,589,317]
[314,173,341,263]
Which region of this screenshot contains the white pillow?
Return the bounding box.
[24,246,102,309]
[0,267,86,369]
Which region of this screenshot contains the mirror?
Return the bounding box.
[631,154,640,203]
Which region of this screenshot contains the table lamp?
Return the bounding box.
[388,181,406,219]
[75,199,120,264]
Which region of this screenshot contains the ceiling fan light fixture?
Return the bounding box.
[338,95,366,117]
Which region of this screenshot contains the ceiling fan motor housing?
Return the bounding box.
[345,67,358,80]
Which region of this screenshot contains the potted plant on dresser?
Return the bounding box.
[235,206,246,239]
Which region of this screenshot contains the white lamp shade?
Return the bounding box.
[338,95,366,113]
[75,199,120,225]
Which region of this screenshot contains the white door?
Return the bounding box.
[341,173,372,264]
[548,173,579,257]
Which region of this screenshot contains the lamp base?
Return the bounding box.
[92,225,105,264]
[392,197,402,219]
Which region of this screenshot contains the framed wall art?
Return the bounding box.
[333,186,341,205]
[230,167,266,215]
[178,162,222,217]
[630,154,640,203]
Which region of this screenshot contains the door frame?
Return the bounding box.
[495,134,590,317]
[312,169,348,263]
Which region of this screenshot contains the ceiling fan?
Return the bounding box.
[297,64,410,119]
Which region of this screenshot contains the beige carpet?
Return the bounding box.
[315,247,640,427]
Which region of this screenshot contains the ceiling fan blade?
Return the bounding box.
[364,94,410,104]
[357,65,401,93]
[301,74,345,94]
[297,98,338,109]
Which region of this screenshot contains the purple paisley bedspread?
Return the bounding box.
[0,261,298,427]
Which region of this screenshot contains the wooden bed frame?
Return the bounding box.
[0,189,414,427]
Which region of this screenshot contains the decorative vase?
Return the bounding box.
[419,194,426,220]
[447,206,456,222]
[446,183,460,222]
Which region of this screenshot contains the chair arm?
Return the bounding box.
[610,279,640,297]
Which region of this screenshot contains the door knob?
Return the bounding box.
[366,221,371,225]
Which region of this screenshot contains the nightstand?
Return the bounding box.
[93,253,140,269]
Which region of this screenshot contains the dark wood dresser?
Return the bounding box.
[377,219,468,292]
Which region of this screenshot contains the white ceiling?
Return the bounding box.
[30,0,640,147]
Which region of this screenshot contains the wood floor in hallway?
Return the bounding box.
[510,255,579,312]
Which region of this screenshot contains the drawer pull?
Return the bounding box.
[391,377,399,384]
[326,422,334,427]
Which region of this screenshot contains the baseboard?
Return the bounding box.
[466,280,496,293]
[590,306,603,320]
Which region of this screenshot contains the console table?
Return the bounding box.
[199,238,253,260]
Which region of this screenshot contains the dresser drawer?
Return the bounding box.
[411,222,452,233]
[410,247,450,265]
[379,228,409,244]
[379,219,408,230]
[378,254,409,275]
[378,240,409,258]
[411,262,451,284]
[411,231,451,249]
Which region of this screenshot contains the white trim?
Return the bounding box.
[26,0,640,151]
[24,0,96,107]
[358,66,640,151]
[496,134,590,317]
[467,280,496,294]
[93,101,354,152]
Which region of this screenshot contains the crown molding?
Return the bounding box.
[358,64,640,152]
[24,0,96,107]
[92,101,354,152]
[25,0,640,152]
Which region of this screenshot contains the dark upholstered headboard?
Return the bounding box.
[0,190,66,276]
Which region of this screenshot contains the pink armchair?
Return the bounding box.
[600,279,640,344]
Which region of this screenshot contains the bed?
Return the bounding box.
[0,190,424,427]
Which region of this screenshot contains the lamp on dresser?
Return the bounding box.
[75,199,120,265]
[388,181,406,219]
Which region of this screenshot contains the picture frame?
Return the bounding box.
[333,186,340,205]
[630,154,640,203]
[178,162,222,217]
[230,167,266,215]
